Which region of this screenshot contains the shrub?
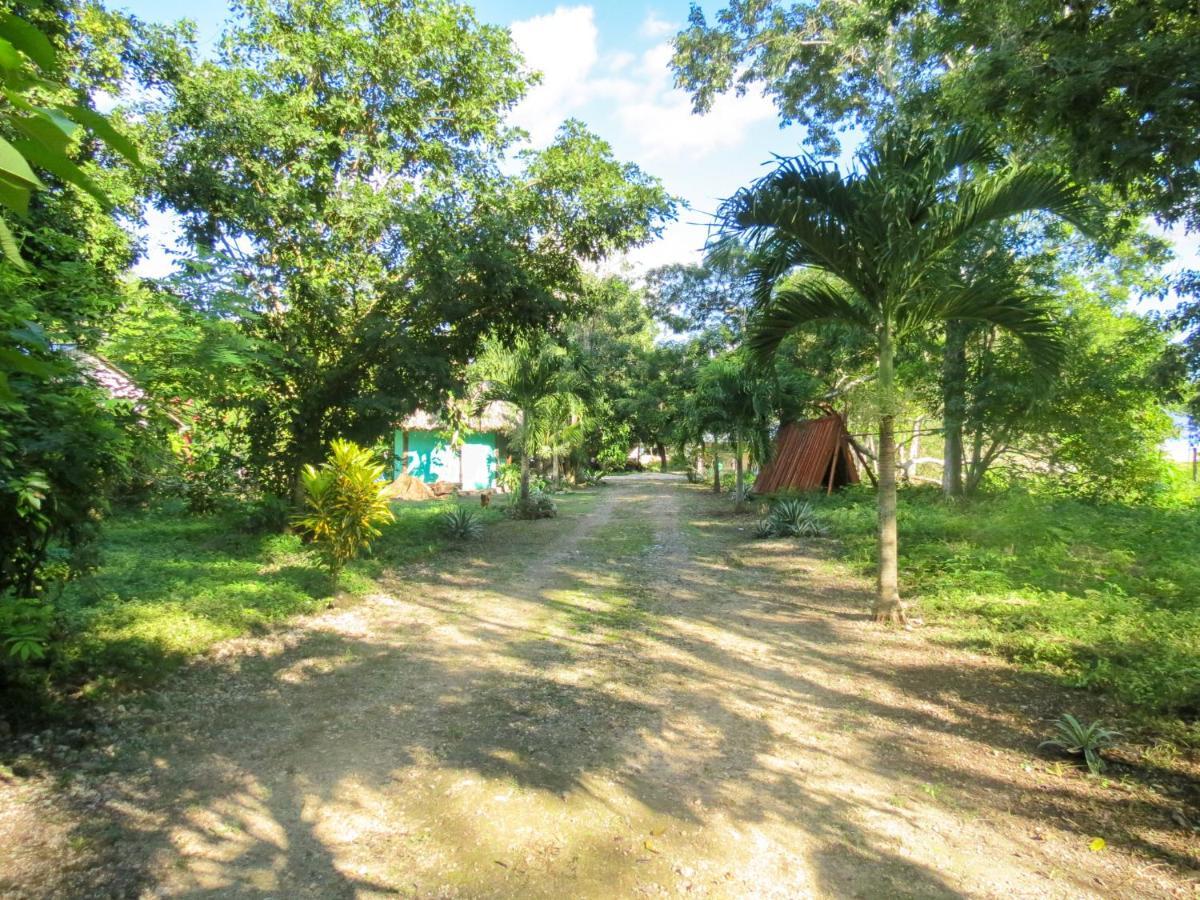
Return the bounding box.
[439,505,483,540]
[754,498,827,538]
[239,494,292,533]
[0,597,53,663]
[293,440,394,579]
[1040,714,1122,775]
[507,490,557,520]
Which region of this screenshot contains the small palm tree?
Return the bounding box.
[474,336,584,505]
[721,126,1090,623]
[691,352,787,502]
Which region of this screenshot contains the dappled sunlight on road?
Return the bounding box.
[2,476,1195,898]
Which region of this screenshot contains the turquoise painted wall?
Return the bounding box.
[396,429,498,490]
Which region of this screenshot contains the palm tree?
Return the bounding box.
[475,336,583,506]
[691,352,796,504]
[721,126,1089,624]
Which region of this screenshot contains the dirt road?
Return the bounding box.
[1,475,1195,897]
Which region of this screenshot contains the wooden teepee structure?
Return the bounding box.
[753,413,870,495]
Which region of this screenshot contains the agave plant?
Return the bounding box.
[439,505,483,540]
[753,517,775,539]
[768,498,826,538]
[1039,714,1122,775]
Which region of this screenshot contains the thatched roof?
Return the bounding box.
[400,401,515,434]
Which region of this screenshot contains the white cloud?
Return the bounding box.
[611,43,776,162]
[509,6,599,145]
[639,12,675,39]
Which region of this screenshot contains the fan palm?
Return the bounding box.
[475,336,584,505]
[721,126,1091,623]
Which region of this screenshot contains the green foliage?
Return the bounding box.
[0,9,139,273]
[1040,714,1122,775]
[439,505,483,541]
[293,440,394,579]
[507,491,558,520]
[474,335,584,503]
[0,597,53,662]
[237,494,292,534]
[755,498,827,538]
[149,2,671,494]
[673,0,1200,229]
[495,461,523,496]
[819,485,1200,737]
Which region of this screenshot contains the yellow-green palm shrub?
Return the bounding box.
[294,440,394,580]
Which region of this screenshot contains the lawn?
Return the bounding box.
[22,495,511,710]
[811,475,1200,743]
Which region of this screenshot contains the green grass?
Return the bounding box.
[813,482,1200,741]
[35,496,506,702]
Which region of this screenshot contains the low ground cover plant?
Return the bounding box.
[815,482,1200,742]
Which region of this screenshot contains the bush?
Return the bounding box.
[507,491,557,520]
[239,494,292,533]
[754,497,827,538]
[293,440,394,579]
[439,505,483,540]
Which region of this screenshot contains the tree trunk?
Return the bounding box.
[712,452,721,493]
[656,442,667,472]
[875,327,906,624]
[941,320,968,497]
[734,440,744,496]
[552,449,560,489]
[519,409,531,504]
[696,439,706,477]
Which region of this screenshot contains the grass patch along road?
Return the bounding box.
[813,483,1200,744]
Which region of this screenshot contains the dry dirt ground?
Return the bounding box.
[1,474,1197,898]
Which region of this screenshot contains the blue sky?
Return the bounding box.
[113,0,1194,285]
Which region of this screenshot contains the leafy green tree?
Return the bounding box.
[474,336,584,507]
[0,2,165,617]
[726,127,1087,623]
[645,243,756,344]
[673,0,1200,228]
[149,0,672,499]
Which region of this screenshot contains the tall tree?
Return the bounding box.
[149,0,672,497]
[725,127,1086,623]
[673,0,1200,228]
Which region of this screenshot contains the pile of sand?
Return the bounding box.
[383,474,438,501]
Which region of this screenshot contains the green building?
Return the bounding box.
[393,406,511,491]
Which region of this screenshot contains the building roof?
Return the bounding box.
[400,401,516,434]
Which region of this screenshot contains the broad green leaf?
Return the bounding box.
[61,104,140,165]
[0,13,57,72]
[0,216,27,269]
[0,172,30,214]
[12,113,74,154]
[12,138,108,207]
[0,134,42,188]
[0,36,22,70]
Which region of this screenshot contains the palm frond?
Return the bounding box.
[928,166,1092,258]
[745,273,872,361]
[920,278,1067,375]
